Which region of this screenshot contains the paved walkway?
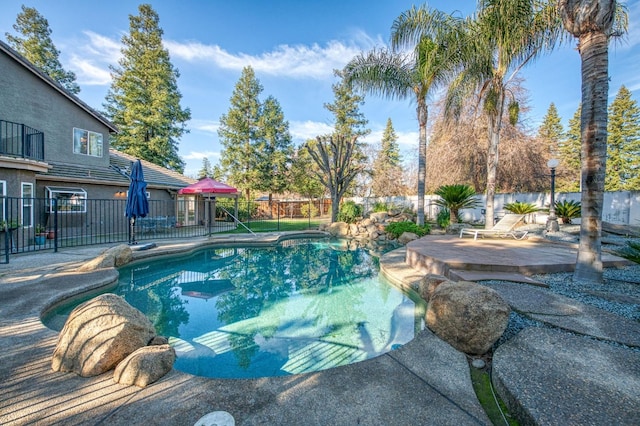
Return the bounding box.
[1,233,639,425]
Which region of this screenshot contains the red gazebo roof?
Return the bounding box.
[177,177,238,195]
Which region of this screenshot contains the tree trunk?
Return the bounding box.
[416,99,428,226]
[574,31,609,283]
[484,95,504,229]
[331,195,340,222]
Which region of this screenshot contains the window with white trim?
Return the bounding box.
[73,127,103,157]
[46,187,87,213]
[21,182,33,227]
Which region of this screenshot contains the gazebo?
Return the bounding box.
[177,177,239,230]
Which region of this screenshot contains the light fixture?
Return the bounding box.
[546,159,559,232]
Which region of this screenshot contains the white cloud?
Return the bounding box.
[397,130,418,147]
[82,31,122,59]
[290,120,333,141]
[65,31,121,86]
[183,150,220,161]
[61,29,386,85]
[68,53,112,85]
[164,37,383,80]
[190,119,219,134]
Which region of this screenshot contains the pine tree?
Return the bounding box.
[538,103,564,157]
[197,157,213,179]
[256,96,293,198]
[217,66,264,199]
[324,70,370,139]
[104,4,190,173]
[372,118,405,196]
[290,147,324,198]
[6,6,80,94]
[607,85,640,190]
[557,104,582,192]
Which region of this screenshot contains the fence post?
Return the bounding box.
[277,201,280,231]
[53,198,58,252]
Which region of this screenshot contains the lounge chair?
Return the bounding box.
[459,214,528,240]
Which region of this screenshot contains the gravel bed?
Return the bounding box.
[487,224,640,351]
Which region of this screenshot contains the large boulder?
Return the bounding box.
[426,281,510,355]
[78,244,132,271]
[52,294,156,377]
[369,212,388,223]
[327,221,350,237]
[113,344,175,387]
[398,232,419,245]
[418,274,450,302]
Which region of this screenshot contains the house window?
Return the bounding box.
[46,187,87,213]
[73,128,103,157]
[21,182,33,228]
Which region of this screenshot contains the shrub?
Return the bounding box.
[618,241,640,264]
[337,201,363,224]
[373,201,389,213]
[385,221,431,239]
[554,200,581,224]
[504,201,540,215]
[300,203,318,218]
[436,208,450,228]
[433,184,479,223]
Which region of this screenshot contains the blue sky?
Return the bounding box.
[2,0,639,177]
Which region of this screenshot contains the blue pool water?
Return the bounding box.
[44,238,425,379]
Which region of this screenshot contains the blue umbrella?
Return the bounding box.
[125,160,149,244]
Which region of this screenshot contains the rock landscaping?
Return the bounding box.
[52,293,174,387]
[319,210,417,248]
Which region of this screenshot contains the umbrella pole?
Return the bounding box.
[129,217,137,245]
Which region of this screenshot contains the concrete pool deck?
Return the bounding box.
[1,233,639,425]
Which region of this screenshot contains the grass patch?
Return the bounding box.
[469,365,519,425]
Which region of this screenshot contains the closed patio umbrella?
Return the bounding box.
[125,160,149,245]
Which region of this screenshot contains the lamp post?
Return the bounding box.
[546,158,559,232]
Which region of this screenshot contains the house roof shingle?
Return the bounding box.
[38,149,196,190]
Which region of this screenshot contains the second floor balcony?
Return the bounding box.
[0,119,45,162]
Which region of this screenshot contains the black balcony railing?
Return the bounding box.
[0,196,331,263]
[0,120,45,161]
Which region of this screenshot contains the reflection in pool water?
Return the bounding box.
[45,238,425,378]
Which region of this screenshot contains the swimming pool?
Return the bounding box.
[44,238,425,378]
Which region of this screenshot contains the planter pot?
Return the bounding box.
[46,231,55,239]
[35,235,46,245]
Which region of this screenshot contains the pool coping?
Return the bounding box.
[1,232,492,425]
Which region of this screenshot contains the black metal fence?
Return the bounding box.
[0,120,45,161]
[0,196,331,263]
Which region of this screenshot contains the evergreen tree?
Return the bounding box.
[104,4,190,173]
[324,70,370,139]
[197,157,213,179]
[538,103,564,158]
[6,6,80,94]
[607,85,640,190]
[217,66,263,199]
[290,147,324,199]
[256,96,293,198]
[372,118,405,196]
[557,104,582,192]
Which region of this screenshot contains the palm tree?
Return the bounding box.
[446,0,561,229]
[343,6,462,226]
[434,184,480,224]
[559,0,628,282]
